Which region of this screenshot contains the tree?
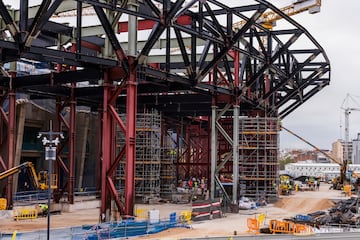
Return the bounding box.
[279,156,294,170]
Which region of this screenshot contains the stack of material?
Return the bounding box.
[285,197,360,227]
[191,198,222,221]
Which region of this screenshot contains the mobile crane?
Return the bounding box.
[0,162,56,191]
[281,125,347,190]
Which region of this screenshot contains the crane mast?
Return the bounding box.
[341,94,360,166]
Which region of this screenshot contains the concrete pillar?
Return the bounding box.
[77,113,90,190]
[13,102,26,193]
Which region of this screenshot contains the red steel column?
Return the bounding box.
[101,71,112,221]
[125,56,137,216]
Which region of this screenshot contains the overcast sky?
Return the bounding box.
[270,0,360,150]
[3,0,360,150]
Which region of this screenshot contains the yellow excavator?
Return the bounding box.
[0,161,57,191]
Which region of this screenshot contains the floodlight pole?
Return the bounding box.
[38,120,63,240]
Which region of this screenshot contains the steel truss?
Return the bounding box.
[0,0,330,219]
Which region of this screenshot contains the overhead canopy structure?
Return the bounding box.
[0,0,330,118]
[0,0,330,218]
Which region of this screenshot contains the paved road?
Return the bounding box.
[181,231,360,240]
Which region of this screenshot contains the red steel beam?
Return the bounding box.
[118,15,192,32]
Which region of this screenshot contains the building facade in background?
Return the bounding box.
[352,133,360,164]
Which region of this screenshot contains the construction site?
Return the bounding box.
[1,0,358,239]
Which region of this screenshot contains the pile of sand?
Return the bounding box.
[274,197,334,214]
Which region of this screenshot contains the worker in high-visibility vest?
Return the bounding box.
[37,204,48,217]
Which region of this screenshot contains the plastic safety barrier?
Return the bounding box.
[247,218,260,234]
[269,220,295,234]
[343,185,352,196]
[269,220,313,235]
[179,210,192,224]
[293,223,313,235]
[13,208,38,221]
[0,198,6,210]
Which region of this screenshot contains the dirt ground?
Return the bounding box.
[0,183,349,239]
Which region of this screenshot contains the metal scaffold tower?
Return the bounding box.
[116,110,163,199]
[160,130,177,197]
[238,117,279,202]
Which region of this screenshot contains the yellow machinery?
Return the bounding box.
[279,175,293,195]
[0,161,57,190]
[233,0,321,30]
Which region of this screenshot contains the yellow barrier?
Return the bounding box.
[179,210,192,224]
[0,198,7,210]
[13,208,38,221]
[135,208,148,219]
[257,213,266,227]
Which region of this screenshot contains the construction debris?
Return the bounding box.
[285,197,360,227]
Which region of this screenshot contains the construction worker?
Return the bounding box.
[37,204,48,217]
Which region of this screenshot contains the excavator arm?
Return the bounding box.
[0,162,39,189]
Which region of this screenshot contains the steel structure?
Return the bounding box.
[0,0,330,220]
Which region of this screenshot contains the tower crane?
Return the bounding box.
[233,0,321,30]
[341,94,360,167]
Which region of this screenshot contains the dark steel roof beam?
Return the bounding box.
[93,5,128,72]
[197,4,267,82]
[0,1,20,43]
[27,45,118,67]
[25,0,63,47]
[10,69,102,88]
[19,0,28,43]
[139,66,192,86]
[262,50,322,100]
[278,82,328,118]
[137,0,186,64]
[275,66,329,109]
[243,29,303,92]
[142,0,161,17]
[222,55,233,84]
[203,3,227,41]
[174,28,193,78]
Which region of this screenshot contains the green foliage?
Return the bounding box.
[279,156,294,170]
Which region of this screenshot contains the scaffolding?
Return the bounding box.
[238,117,279,202]
[160,130,177,197]
[116,110,176,200]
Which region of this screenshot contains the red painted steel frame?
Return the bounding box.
[100,60,137,219]
[124,56,137,216]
